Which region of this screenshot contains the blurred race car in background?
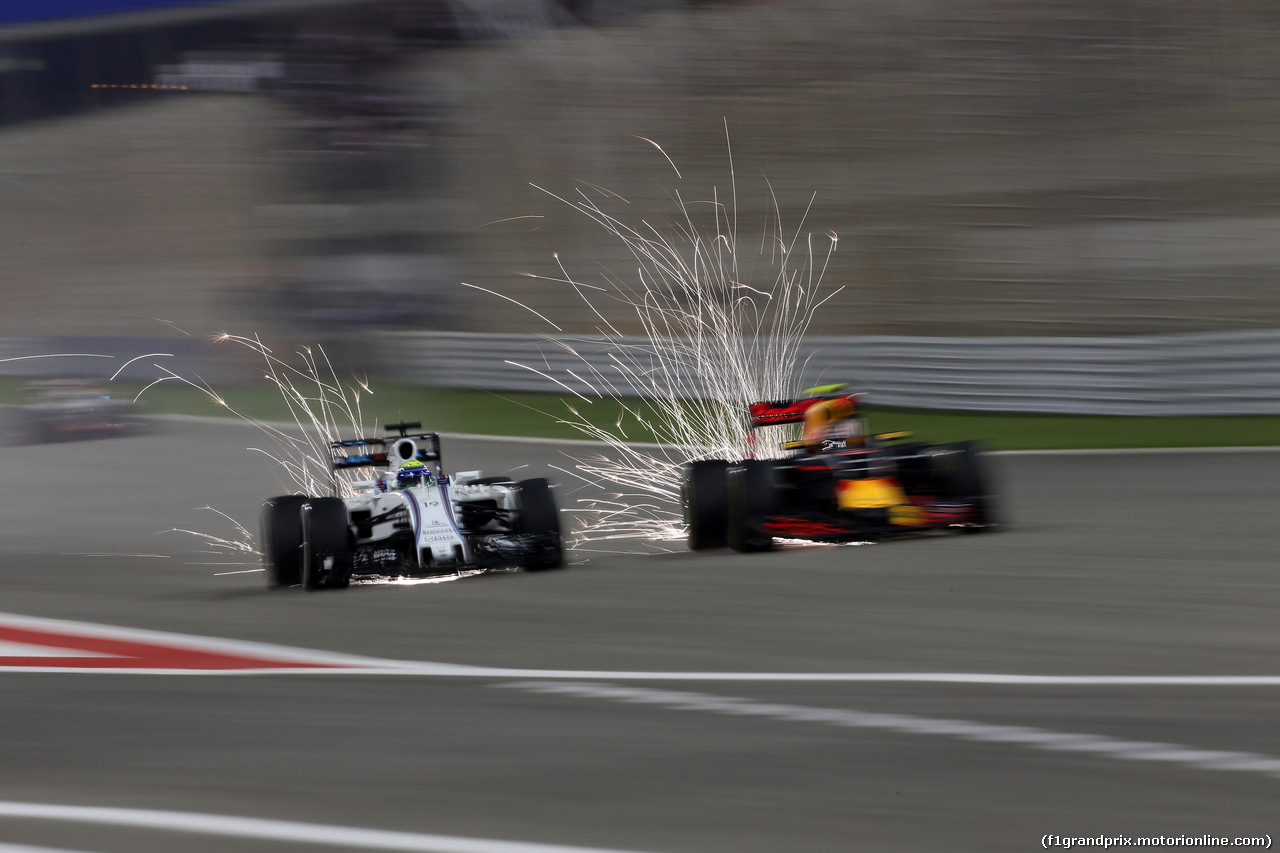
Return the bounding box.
[682,386,996,553]
[260,422,564,590]
[9,379,149,444]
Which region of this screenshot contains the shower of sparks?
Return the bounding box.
[352,568,502,586]
[139,335,381,562]
[163,507,262,567]
[494,135,842,545]
[162,333,373,499]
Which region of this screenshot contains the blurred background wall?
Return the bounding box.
[4,0,1280,349]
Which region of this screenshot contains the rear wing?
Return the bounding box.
[747,394,859,429]
[330,430,442,471]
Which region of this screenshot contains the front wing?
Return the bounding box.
[347,529,559,576]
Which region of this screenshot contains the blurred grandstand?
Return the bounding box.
[3,0,1280,355]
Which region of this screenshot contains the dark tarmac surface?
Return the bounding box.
[0,416,1277,852]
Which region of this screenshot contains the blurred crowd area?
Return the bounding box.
[3,0,1280,346]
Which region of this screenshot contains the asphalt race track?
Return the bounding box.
[0,415,1277,852]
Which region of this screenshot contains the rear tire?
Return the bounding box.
[887,441,931,491]
[682,460,730,550]
[514,478,564,570]
[939,441,998,532]
[261,495,306,588]
[301,498,353,590]
[726,461,779,553]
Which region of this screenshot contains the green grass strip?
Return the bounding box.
[2,377,1276,451]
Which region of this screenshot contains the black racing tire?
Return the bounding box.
[514,478,564,570]
[887,441,931,491]
[940,441,998,533]
[726,460,779,553]
[301,498,353,590]
[682,459,730,550]
[261,495,306,588]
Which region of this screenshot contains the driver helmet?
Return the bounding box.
[801,391,861,449]
[394,459,431,489]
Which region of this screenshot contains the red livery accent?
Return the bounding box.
[923,506,975,524]
[763,517,849,537]
[747,394,860,429]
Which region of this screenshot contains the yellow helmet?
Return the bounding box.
[395,459,429,489]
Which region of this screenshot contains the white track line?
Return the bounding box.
[371,664,1280,686]
[0,802,660,853]
[502,681,1280,781]
[994,445,1280,456]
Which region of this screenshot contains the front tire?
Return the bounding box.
[683,460,730,550]
[261,495,306,588]
[301,498,353,590]
[514,478,563,570]
[726,461,779,553]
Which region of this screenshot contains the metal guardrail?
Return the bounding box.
[377,329,1280,415]
[5,331,1276,415]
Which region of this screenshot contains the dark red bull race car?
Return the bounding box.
[681,386,997,552]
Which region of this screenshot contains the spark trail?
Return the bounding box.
[138,334,379,565]
[149,334,375,499]
[493,134,843,545]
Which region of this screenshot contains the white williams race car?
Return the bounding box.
[261,422,564,590]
